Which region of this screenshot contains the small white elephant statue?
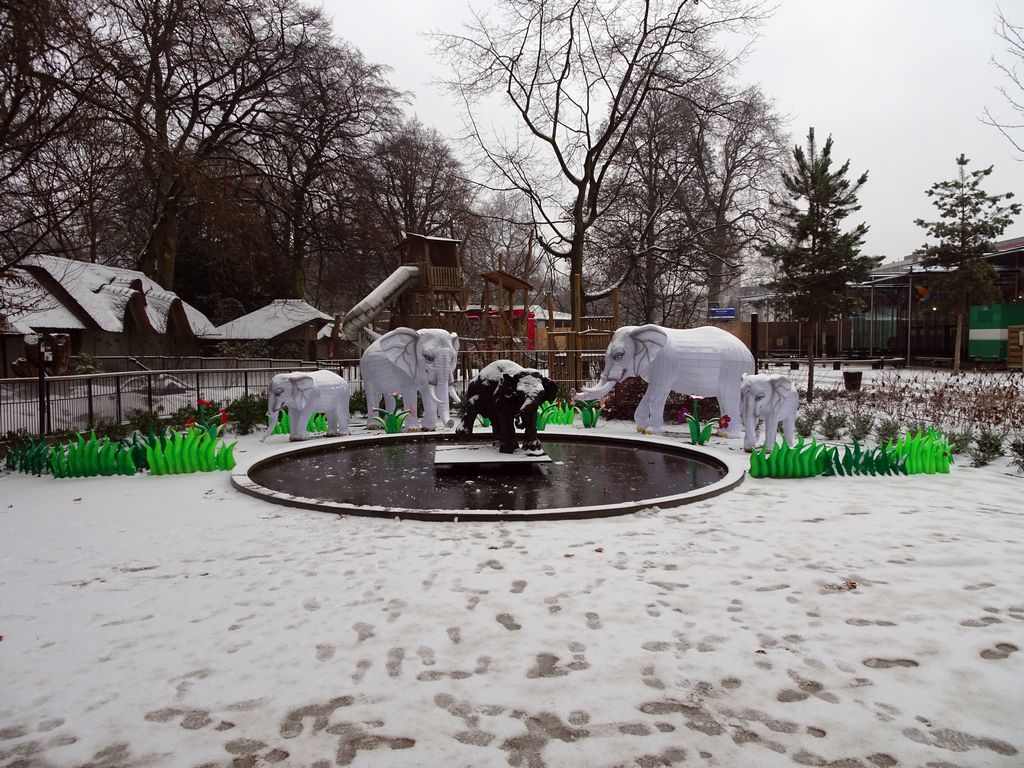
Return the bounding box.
[578,324,754,437]
[360,327,461,430]
[262,370,351,442]
[740,373,799,452]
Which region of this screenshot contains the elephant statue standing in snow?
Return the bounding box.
[740,373,799,452]
[360,327,460,430]
[263,370,351,442]
[578,325,754,437]
[456,360,559,454]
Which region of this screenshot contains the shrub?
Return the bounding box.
[970,427,1006,467]
[349,387,368,416]
[794,405,823,438]
[847,411,875,442]
[904,420,928,437]
[226,393,269,435]
[601,377,702,423]
[71,354,103,374]
[1010,437,1024,473]
[126,409,165,435]
[874,416,900,445]
[945,428,973,454]
[820,411,847,440]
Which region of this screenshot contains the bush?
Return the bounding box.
[945,428,973,454]
[126,409,165,435]
[72,354,103,374]
[226,393,269,435]
[349,387,368,416]
[819,411,847,440]
[874,416,900,446]
[215,339,273,358]
[794,405,823,438]
[1010,437,1024,473]
[601,377,707,423]
[970,427,1006,467]
[848,411,874,442]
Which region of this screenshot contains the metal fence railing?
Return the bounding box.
[1,349,607,437]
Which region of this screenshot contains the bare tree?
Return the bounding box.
[590,82,785,325]
[434,0,764,330]
[254,37,400,298]
[65,0,323,289]
[0,0,90,312]
[985,7,1024,157]
[365,119,475,244]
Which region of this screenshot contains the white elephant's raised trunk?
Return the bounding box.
[578,376,617,400]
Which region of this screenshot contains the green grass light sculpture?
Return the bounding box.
[749,427,954,479]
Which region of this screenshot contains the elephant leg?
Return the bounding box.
[764,417,779,452]
[419,386,438,431]
[521,407,541,452]
[719,378,744,438]
[402,387,419,430]
[633,390,654,432]
[496,415,518,454]
[291,403,315,441]
[782,416,796,448]
[327,393,350,437]
[365,383,381,429]
[645,386,670,435]
[455,406,476,438]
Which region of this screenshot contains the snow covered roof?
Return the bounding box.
[212,299,333,340]
[4,255,215,337]
[0,269,86,334]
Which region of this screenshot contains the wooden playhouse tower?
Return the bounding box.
[389,232,468,329]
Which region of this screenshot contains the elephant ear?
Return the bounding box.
[379,327,420,378]
[288,373,316,412]
[449,332,460,355]
[543,378,559,403]
[769,376,794,410]
[628,325,669,377]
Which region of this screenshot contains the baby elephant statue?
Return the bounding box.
[740,373,799,452]
[262,370,351,442]
[456,360,559,454]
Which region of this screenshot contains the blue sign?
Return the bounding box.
[708,307,736,320]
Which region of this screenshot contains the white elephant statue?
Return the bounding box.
[579,324,754,437]
[740,373,799,452]
[360,327,461,430]
[262,370,351,442]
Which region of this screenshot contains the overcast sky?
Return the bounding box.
[324,0,1023,264]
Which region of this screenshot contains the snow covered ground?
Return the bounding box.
[1,421,1022,768]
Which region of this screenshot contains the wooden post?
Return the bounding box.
[482,281,491,348]
[611,287,620,330]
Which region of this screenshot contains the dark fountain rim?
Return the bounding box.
[232,428,746,522]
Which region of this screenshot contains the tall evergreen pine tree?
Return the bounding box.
[764,128,879,401]
[914,154,1020,373]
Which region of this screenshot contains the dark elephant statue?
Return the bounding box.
[456,360,559,454]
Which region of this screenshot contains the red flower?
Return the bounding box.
[185,417,196,427]
[197,399,213,408]
[219,410,228,424]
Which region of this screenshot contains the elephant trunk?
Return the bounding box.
[578,375,617,401]
[262,405,282,443]
[742,396,758,452]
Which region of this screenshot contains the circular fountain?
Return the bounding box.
[233,430,744,521]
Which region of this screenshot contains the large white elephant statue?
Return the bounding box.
[740,373,799,452]
[262,370,351,442]
[579,325,754,437]
[360,327,461,430]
